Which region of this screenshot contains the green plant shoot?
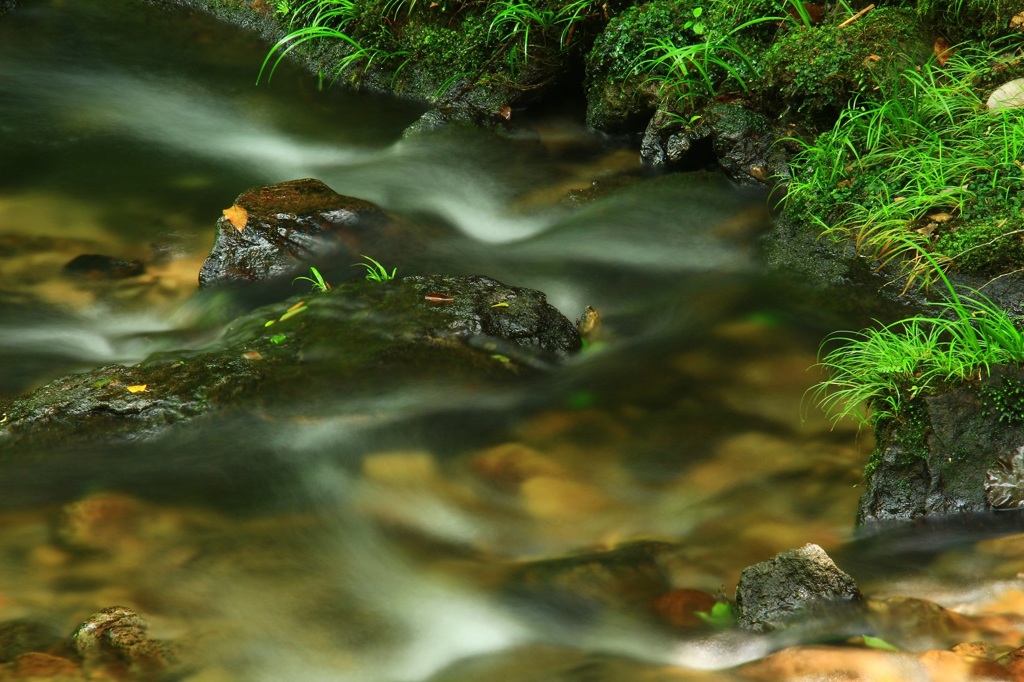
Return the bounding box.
[293,266,331,293]
[696,601,734,628]
[355,255,397,282]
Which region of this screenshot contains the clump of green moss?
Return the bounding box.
[934,219,1024,277]
[863,400,931,479]
[980,374,1024,425]
[759,7,927,122]
[916,0,1023,42]
[584,0,703,130]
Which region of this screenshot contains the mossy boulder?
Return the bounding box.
[758,7,928,122]
[859,365,1024,525]
[915,0,1023,42]
[583,0,702,131]
[0,275,581,451]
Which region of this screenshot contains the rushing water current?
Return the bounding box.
[2,2,1023,680]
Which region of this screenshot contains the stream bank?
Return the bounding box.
[160,0,1024,525]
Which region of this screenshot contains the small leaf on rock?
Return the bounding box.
[927,212,953,222]
[127,384,148,393]
[861,635,900,651]
[934,37,953,66]
[222,205,248,231]
[242,351,263,361]
[279,305,307,322]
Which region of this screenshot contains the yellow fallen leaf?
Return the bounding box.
[222,205,248,231]
[127,384,148,393]
[928,212,954,223]
[278,305,307,322]
[242,351,263,361]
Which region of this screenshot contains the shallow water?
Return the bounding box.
[1,1,1022,680]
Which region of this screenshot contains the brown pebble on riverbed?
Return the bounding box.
[11,652,81,679]
[469,442,567,490]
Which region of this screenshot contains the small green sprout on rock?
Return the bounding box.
[293,266,331,293]
[355,255,397,283]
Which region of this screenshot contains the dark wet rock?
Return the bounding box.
[198,178,400,289]
[640,104,791,186]
[403,105,512,137]
[0,0,17,16]
[63,254,145,280]
[735,543,862,632]
[0,275,580,449]
[859,365,1024,525]
[639,109,711,171]
[862,596,981,652]
[73,606,177,675]
[0,620,63,663]
[503,541,679,623]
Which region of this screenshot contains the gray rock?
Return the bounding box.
[640,104,790,186]
[735,544,862,632]
[198,178,401,289]
[858,365,1024,524]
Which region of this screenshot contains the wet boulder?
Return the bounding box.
[859,365,1024,525]
[198,178,401,288]
[640,104,790,186]
[0,275,581,450]
[503,541,679,624]
[735,543,862,632]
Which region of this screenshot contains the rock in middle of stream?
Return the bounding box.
[199,178,401,288]
[0,275,582,450]
[735,543,862,632]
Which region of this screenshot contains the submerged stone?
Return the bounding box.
[198,178,399,288]
[63,254,146,279]
[503,541,678,623]
[734,543,861,632]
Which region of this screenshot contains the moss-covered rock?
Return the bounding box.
[916,0,1023,42]
[759,7,928,122]
[858,365,1024,525]
[0,275,581,451]
[583,0,702,131]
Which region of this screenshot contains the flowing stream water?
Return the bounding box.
[1,1,1023,680]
